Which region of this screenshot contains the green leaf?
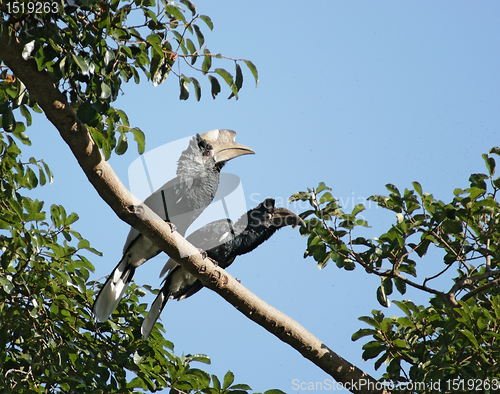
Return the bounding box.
[394,277,406,295]
[147,34,163,56]
[20,104,32,126]
[354,219,369,227]
[482,153,496,177]
[42,161,54,184]
[208,75,221,99]
[38,165,47,186]
[131,127,146,154]
[351,328,376,341]
[469,173,488,190]
[193,24,205,47]
[115,132,128,155]
[315,182,331,194]
[180,0,196,15]
[489,147,500,156]
[352,203,366,216]
[191,77,201,101]
[165,4,187,23]
[200,15,213,30]
[2,105,15,132]
[0,276,14,294]
[71,53,89,75]
[186,38,197,64]
[362,342,386,361]
[104,49,115,67]
[77,102,97,124]
[229,63,243,99]
[150,52,167,87]
[358,315,380,329]
[188,353,210,364]
[461,328,479,349]
[179,76,189,100]
[289,191,311,203]
[215,68,238,98]
[244,60,259,87]
[12,122,31,145]
[412,181,423,197]
[231,384,252,390]
[100,82,111,100]
[386,183,400,196]
[212,375,221,391]
[382,277,393,296]
[65,212,79,226]
[201,49,212,74]
[222,371,235,390]
[377,285,390,307]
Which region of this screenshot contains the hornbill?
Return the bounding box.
[92,130,254,322]
[141,198,305,339]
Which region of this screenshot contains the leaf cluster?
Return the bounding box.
[353,297,500,391]
[291,148,500,387]
[0,0,258,158]
[0,99,275,394]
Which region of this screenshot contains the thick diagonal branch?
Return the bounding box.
[0,31,388,394]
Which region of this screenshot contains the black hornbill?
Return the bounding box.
[92,130,254,322]
[141,198,305,339]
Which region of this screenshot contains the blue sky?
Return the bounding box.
[24,0,499,392]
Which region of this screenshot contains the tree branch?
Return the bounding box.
[0,31,388,394]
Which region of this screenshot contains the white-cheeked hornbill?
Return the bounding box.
[92,130,254,322]
[141,198,305,339]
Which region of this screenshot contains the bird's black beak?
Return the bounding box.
[271,208,306,229]
[201,129,255,164]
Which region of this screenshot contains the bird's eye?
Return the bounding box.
[204,151,210,156]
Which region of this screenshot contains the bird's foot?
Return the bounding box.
[167,222,177,233]
[198,248,208,260]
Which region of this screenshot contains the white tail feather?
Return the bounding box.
[92,258,131,322]
[141,292,167,340]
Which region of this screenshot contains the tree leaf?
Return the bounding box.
[229,63,243,99]
[386,183,400,196]
[394,277,406,295]
[2,105,15,132]
[482,153,496,177]
[191,77,201,101]
[180,0,196,16]
[412,181,423,197]
[214,68,237,98]
[208,75,221,99]
[71,53,89,75]
[115,132,128,155]
[222,371,235,390]
[377,285,390,307]
[76,102,97,124]
[165,4,186,24]
[351,328,376,341]
[201,48,211,74]
[243,60,259,87]
[289,191,311,202]
[12,122,31,145]
[489,146,500,156]
[100,82,111,100]
[199,15,213,30]
[193,24,205,47]
[179,76,189,100]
